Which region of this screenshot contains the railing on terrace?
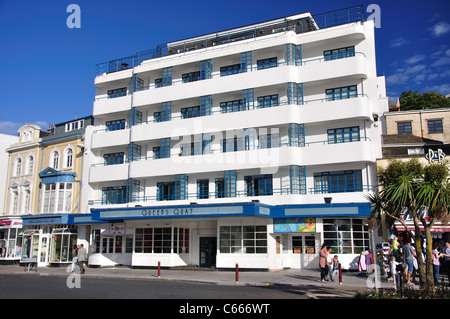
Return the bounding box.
[95,5,365,75]
[88,184,375,205]
[92,92,369,135]
[94,52,366,102]
[89,137,372,167]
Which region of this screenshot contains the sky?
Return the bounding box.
[0,0,449,135]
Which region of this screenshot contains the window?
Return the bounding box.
[26,156,34,175]
[92,230,101,253]
[327,126,360,144]
[244,175,273,196]
[197,179,209,199]
[157,182,175,201]
[42,183,56,213]
[257,94,278,108]
[220,64,241,76]
[176,228,190,253]
[427,120,443,133]
[313,170,363,194]
[57,183,73,213]
[11,188,19,214]
[14,158,22,177]
[107,87,127,98]
[65,148,73,168]
[257,57,277,70]
[134,228,172,253]
[23,189,31,213]
[104,152,124,165]
[102,186,127,204]
[65,120,84,132]
[324,46,355,61]
[42,182,72,213]
[220,99,245,113]
[322,218,369,254]
[326,85,357,101]
[181,106,200,119]
[51,151,59,170]
[215,178,225,198]
[219,225,267,254]
[106,119,126,131]
[397,121,412,135]
[182,71,200,83]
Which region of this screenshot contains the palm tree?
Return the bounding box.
[367,158,449,290]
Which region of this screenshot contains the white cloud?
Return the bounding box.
[386,73,409,85]
[430,56,450,67]
[0,121,48,135]
[389,37,409,48]
[429,21,450,37]
[423,83,450,95]
[405,55,426,64]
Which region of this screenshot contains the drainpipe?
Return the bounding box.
[37,146,44,214]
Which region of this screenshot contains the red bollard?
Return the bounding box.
[235,263,239,283]
[338,263,343,285]
[158,261,161,278]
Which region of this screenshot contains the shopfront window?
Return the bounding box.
[0,228,22,258]
[322,218,369,254]
[50,228,77,263]
[219,225,267,254]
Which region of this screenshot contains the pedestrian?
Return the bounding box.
[77,244,87,274]
[70,244,78,273]
[443,241,450,286]
[329,255,339,282]
[432,242,442,287]
[392,236,401,262]
[402,238,416,286]
[319,244,329,283]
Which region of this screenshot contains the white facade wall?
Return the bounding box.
[82,16,387,270]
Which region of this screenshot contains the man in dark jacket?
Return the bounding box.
[77,244,87,274]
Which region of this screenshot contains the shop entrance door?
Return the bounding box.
[199,237,216,268]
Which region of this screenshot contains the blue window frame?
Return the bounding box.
[257,94,278,108]
[427,120,443,133]
[257,57,277,70]
[157,182,175,201]
[106,119,125,131]
[224,170,236,198]
[327,126,360,144]
[326,85,357,101]
[197,179,209,199]
[290,165,306,195]
[215,178,225,198]
[103,152,124,165]
[102,186,127,204]
[181,106,200,119]
[182,71,200,83]
[289,123,305,147]
[220,99,244,113]
[107,87,127,99]
[397,122,412,135]
[313,170,363,194]
[220,64,241,76]
[324,46,355,61]
[244,174,273,196]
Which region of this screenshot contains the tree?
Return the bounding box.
[399,90,450,111]
[367,158,450,290]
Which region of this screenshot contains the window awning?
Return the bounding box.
[394,220,450,233]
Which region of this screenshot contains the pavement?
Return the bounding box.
[0,263,396,298]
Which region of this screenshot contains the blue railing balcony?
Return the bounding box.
[95,5,365,75]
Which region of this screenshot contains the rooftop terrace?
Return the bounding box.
[96,5,365,75]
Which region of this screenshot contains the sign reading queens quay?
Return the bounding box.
[91,205,249,221]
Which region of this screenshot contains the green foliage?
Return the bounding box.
[399,90,450,110]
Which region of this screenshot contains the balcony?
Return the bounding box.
[93,94,132,117]
[89,162,129,183]
[91,128,130,150]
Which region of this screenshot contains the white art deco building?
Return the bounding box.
[78,5,388,270]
